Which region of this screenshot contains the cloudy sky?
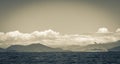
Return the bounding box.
[0,0,120,48]
[0,28,120,48]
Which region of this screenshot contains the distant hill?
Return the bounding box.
[6,43,67,52]
[0,48,6,52]
[62,40,120,52]
[0,41,120,52]
[81,40,120,52]
[109,46,120,51]
[0,48,15,52]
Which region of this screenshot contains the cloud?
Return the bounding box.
[0,29,120,48]
[116,28,120,32]
[31,29,60,39]
[0,29,60,48]
[96,27,110,33]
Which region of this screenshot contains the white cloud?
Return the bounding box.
[97,27,110,33]
[116,28,120,32]
[31,29,60,39]
[0,29,120,48]
[0,32,5,41]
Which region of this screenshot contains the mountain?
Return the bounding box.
[1,40,120,52]
[81,40,120,52]
[109,46,120,51]
[0,48,6,52]
[62,40,120,52]
[6,43,67,52]
[0,48,15,52]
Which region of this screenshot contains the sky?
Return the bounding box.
[0,0,120,34]
[0,0,120,48]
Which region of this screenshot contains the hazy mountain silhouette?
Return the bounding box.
[81,40,120,52]
[62,40,120,52]
[109,46,120,51]
[0,48,16,52]
[0,41,120,52]
[6,43,68,52]
[0,48,6,52]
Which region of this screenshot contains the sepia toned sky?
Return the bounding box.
[0,0,120,48]
[0,0,120,34]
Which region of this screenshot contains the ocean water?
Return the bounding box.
[0,52,120,64]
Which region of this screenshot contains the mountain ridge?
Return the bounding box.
[0,43,68,52]
[0,41,120,52]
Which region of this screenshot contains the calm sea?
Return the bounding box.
[0,52,120,64]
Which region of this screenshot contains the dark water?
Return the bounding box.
[0,52,120,64]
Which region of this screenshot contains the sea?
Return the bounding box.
[0,52,120,64]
